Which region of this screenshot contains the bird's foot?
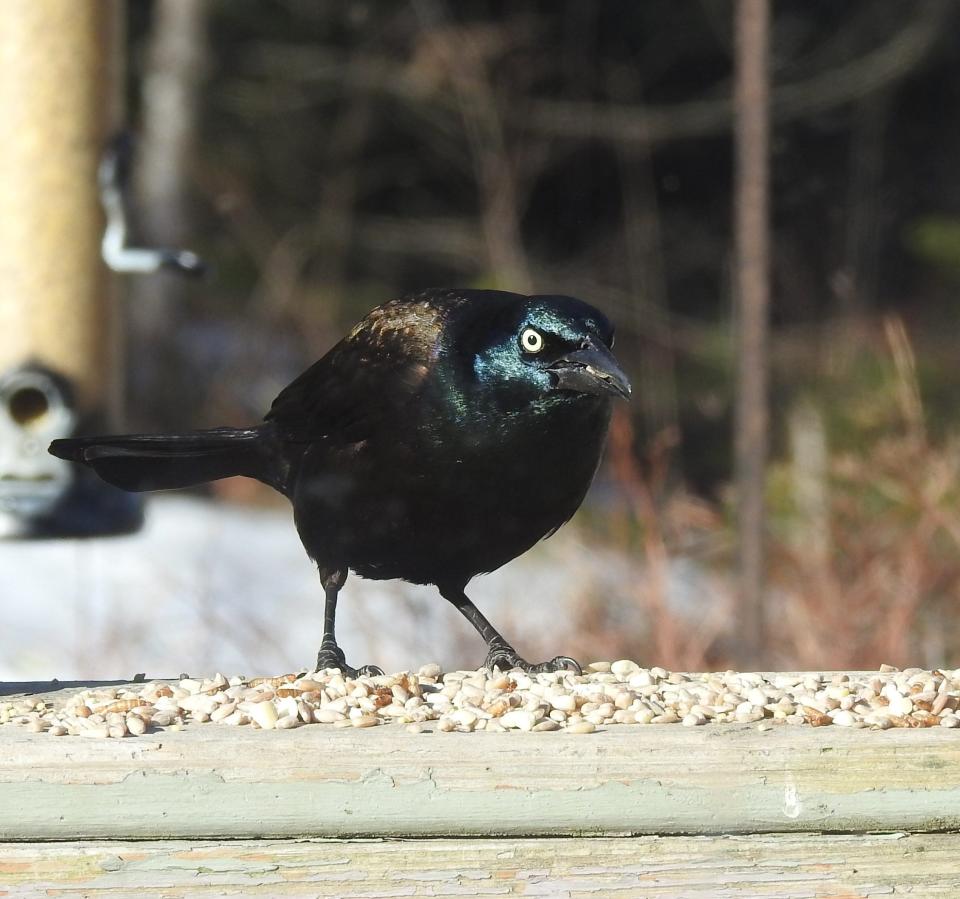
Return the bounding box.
[315,642,384,679]
[484,642,582,675]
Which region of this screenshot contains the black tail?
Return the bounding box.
[49,426,288,494]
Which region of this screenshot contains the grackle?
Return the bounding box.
[50,289,630,675]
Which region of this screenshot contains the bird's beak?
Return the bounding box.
[549,337,632,400]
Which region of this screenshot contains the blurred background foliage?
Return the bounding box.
[121,0,960,670]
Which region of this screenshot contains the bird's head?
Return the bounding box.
[467,293,631,405]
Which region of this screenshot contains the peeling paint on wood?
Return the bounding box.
[1,834,959,897]
[3,678,958,896]
[2,684,959,840]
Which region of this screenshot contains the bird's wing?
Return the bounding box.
[265,296,450,443]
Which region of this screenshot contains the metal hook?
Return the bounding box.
[99,132,207,276]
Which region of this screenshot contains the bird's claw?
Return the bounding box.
[543,655,583,675]
[355,664,386,677]
[315,643,384,679]
[484,644,582,675]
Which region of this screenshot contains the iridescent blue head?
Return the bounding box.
[467,293,631,404]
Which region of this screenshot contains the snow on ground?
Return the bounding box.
[0,495,635,681]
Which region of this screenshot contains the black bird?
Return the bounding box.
[50,289,630,675]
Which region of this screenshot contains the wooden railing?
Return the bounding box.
[2,677,958,897]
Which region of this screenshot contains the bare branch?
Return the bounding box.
[517,1,948,145]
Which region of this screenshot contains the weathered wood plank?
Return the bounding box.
[1,833,958,897]
[2,705,959,840]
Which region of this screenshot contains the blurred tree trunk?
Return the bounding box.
[733,0,771,667]
[618,145,678,441]
[129,0,210,428]
[839,93,888,319]
[789,398,828,565]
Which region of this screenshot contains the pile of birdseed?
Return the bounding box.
[2,661,959,738]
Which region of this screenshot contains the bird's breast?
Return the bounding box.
[292,397,612,585]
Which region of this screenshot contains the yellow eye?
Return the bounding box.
[520,327,544,354]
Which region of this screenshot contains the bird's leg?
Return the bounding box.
[314,569,384,678]
[439,585,581,674]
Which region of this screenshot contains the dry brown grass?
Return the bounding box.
[582,317,960,672]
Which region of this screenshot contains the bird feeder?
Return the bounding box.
[0,0,140,536]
